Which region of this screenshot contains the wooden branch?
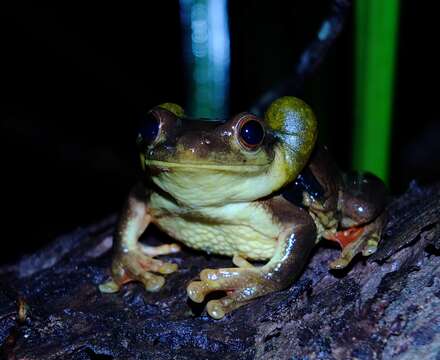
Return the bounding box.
[1,183,439,359]
[250,0,351,116]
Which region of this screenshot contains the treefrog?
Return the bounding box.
[99,97,387,319]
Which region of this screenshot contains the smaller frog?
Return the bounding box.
[99,97,387,319]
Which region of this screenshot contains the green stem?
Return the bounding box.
[353,0,399,184]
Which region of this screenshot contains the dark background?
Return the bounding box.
[1,1,439,264]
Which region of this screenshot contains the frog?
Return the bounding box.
[99,96,387,319]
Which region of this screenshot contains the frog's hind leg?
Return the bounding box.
[187,199,316,319]
[325,213,386,269]
[99,183,180,293]
[325,172,387,269]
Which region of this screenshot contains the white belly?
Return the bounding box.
[149,192,280,261]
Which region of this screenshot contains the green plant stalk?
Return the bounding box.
[353,0,399,184]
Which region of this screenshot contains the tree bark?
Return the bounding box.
[0,182,439,360]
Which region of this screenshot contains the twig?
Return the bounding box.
[250,0,351,115]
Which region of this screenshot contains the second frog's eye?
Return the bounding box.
[237,116,265,150]
[137,112,160,146]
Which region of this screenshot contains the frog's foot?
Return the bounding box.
[187,258,276,319]
[139,242,181,256]
[99,244,179,293]
[324,215,385,270]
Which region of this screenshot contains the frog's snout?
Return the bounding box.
[176,132,223,159]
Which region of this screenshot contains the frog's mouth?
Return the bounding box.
[144,159,269,173]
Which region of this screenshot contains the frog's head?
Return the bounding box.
[137,97,317,206]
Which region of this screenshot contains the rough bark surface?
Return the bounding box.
[0,182,439,360]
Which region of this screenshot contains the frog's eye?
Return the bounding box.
[137,112,161,146]
[237,117,265,150]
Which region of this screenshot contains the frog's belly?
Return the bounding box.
[149,192,281,260]
[154,216,277,261]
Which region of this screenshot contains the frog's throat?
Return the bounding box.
[144,159,270,172]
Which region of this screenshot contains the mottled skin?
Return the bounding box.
[99,97,387,319]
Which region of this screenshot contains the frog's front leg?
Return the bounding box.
[187,198,316,319]
[99,183,180,293]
